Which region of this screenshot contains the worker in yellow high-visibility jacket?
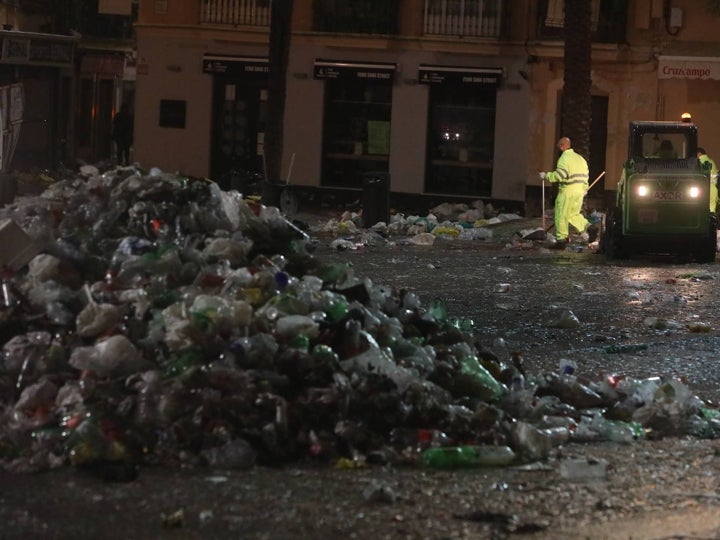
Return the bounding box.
[697,147,718,213]
[540,137,595,248]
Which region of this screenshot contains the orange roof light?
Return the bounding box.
[681,112,692,123]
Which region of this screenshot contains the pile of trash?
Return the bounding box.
[0,165,718,479]
[311,200,524,247]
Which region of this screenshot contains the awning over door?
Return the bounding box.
[418,65,503,85]
[313,59,396,83]
[658,56,720,80]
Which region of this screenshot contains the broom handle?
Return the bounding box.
[587,170,606,192]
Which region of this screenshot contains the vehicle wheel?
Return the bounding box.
[694,215,718,263]
[602,208,628,260]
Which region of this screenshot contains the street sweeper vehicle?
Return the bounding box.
[599,116,717,262]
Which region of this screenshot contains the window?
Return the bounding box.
[313,0,399,34]
[641,133,689,159]
[159,99,186,129]
[424,0,505,37]
[537,0,626,43]
[545,0,600,30]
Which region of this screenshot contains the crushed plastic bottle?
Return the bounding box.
[545,307,581,329]
[508,421,554,461]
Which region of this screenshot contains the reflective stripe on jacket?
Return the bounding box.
[546,149,589,186]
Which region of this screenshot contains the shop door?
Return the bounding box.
[320,79,392,189]
[210,78,267,190]
[419,66,502,197]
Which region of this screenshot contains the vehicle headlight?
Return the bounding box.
[688,186,701,198]
[637,185,649,197]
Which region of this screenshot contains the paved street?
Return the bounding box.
[313,230,720,402]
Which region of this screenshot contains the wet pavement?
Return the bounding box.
[314,235,720,403]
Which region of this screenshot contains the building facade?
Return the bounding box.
[133,0,720,212]
[0,1,137,178]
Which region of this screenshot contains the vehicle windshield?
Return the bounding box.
[641,133,690,159]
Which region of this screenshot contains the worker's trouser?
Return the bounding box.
[554,183,589,241]
[710,182,718,213]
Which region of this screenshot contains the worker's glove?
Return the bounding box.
[539,172,546,180]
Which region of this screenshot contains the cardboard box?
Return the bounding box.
[0,219,41,271]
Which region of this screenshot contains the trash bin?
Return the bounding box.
[362,171,390,227]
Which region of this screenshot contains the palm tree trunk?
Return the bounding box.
[263,0,294,206]
[562,0,592,161]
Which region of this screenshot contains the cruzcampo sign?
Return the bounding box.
[658,56,720,80]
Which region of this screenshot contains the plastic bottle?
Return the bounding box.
[546,372,605,410]
[459,354,506,402]
[421,445,515,469]
[590,414,644,443]
[510,421,553,461]
[544,426,571,446]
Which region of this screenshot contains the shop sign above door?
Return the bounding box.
[658,56,720,80]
